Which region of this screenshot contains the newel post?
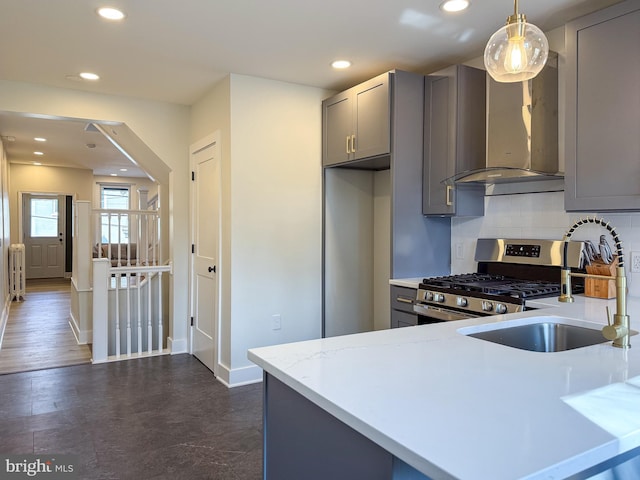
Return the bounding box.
[92,258,110,363]
[73,201,92,290]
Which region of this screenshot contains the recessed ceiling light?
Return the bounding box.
[34,151,44,156]
[79,72,100,81]
[119,168,128,172]
[110,173,118,177]
[440,0,470,13]
[97,7,126,20]
[331,60,352,69]
[33,162,42,166]
[34,137,47,142]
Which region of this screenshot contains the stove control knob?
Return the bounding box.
[495,303,508,314]
[456,297,468,307]
[433,293,445,303]
[425,291,434,301]
[481,301,494,312]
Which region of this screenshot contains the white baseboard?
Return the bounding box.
[168,336,188,354]
[216,363,263,388]
[0,294,10,349]
[69,310,91,344]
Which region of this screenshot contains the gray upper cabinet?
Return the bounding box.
[565,0,640,211]
[322,72,390,167]
[423,65,486,216]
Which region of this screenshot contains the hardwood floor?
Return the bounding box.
[0,278,92,375]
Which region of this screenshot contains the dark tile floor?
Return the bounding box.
[0,354,263,479]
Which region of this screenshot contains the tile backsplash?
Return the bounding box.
[451,191,640,296]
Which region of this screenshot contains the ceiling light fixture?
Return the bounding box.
[34,151,44,156]
[110,173,118,177]
[120,168,128,172]
[331,60,351,69]
[33,162,42,166]
[34,137,47,142]
[97,7,126,20]
[440,0,470,13]
[483,0,548,83]
[79,72,100,81]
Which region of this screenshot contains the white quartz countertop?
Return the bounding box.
[389,277,423,289]
[248,295,640,479]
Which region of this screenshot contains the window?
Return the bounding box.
[30,198,59,237]
[100,185,130,243]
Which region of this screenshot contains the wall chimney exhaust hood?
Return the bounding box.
[446,52,561,185]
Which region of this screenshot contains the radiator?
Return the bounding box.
[9,243,26,301]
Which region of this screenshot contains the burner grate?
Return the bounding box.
[421,274,562,300]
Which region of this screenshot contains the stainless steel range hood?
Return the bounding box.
[447,52,561,185]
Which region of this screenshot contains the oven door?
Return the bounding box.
[413,304,479,324]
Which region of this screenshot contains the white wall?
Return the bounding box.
[0,140,11,334]
[451,191,640,297]
[190,74,327,385]
[0,80,191,352]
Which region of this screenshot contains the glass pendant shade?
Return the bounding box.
[484,14,549,83]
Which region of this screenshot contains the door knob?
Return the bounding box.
[208,266,216,273]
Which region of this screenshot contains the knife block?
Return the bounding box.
[585,256,618,299]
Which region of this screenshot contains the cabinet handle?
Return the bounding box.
[396,297,413,304]
[351,134,356,153]
[346,136,351,154]
[446,185,453,206]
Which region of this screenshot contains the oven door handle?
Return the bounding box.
[413,304,477,322]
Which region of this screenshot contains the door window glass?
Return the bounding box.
[30,198,58,237]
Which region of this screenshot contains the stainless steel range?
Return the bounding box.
[414,239,584,323]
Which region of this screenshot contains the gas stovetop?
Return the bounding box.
[420,273,562,299]
[414,238,586,318]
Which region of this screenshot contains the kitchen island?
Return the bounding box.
[248,295,640,479]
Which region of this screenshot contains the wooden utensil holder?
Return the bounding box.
[585,256,618,299]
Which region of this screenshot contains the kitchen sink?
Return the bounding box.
[459,317,610,352]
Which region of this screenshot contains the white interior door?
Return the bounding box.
[23,194,65,279]
[190,133,221,374]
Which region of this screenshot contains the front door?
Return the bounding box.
[190,133,221,374]
[23,194,65,279]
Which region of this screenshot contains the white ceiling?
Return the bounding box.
[0,0,622,177]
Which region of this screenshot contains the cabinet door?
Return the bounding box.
[322,92,353,166]
[565,1,640,211]
[354,73,390,160]
[391,309,418,329]
[390,285,416,314]
[423,74,454,215]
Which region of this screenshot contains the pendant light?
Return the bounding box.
[484,0,549,83]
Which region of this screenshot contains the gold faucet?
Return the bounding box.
[558,217,631,349]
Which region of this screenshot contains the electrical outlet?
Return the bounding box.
[271,314,281,330]
[632,252,640,273]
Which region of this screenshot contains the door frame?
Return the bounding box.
[18,191,75,279]
[188,131,222,377]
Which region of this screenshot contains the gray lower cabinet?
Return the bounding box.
[322,72,390,167]
[264,373,430,480]
[565,0,640,211]
[423,65,486,216]
[390,285,417,328]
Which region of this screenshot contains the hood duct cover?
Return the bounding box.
[447,52,561,185]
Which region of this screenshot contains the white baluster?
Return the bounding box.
[157,271,163,351]
[137,272,142,354]
[115,269,120,358]
[126,272,131,356]
[147,270,153,354]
